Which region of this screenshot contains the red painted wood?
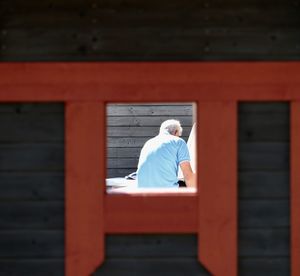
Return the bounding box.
[105,193,197,233]
[1,62,300,84]
[66,102,105,276]
[1,62,298,275]
[291,102,300,276]
[198,102,237,276]
[0,62,300,102]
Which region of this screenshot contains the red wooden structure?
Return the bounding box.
[0,62,299,276]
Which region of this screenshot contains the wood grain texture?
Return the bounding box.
[107,105,193,116]
[0,113,64,142]
[107,115,193,126]
[0,230,64,258]
[198,102,237,276]
[239,172,289,199]
[239,258,289,276]
[105,193,197,233]
[0,259,64,276]
[0,103,65,276]
[238,102,290,276]
[65,102,105,276]
[106,234,198,257]
[239,200,289,227]
[239,112,289,142]
[94,259,211,276]
[0,144,64,171]
[1,0,300,63]
[291,101,300,276]
[239,142,289,170]
[239,228,289,257]
[0,201,64,230]
[0,103,64,113]
[0,172,64,200]
[0,63,300,102]
[107,104,193,178]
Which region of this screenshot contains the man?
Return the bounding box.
[137,119,195,188]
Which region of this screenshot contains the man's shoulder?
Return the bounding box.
[173,136,187,144]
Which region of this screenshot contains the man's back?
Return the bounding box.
[137,131,190,188]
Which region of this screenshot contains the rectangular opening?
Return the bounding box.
[106,103,197,193]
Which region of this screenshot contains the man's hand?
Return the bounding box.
[179,161,196,188]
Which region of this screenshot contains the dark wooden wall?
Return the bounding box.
[95,235,210,276]
[0,104,65,276]
[0,0,296,275]
[1,0,300,61]
[0,102,291,275]
[107,103,193,178]
[99,102,290,276]
[238,103,290,275]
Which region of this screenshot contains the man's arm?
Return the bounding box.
[179,161,196,188]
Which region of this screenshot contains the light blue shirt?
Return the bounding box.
[137,132,190,188]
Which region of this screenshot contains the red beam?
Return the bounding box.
[0,62,300,102]
[0,83,300,102]
[291,102,300,276]
[198,102,237,276]
[65,102,105,276]
[1,62,300,84]
[105,193,198,233]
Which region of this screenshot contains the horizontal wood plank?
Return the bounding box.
[0,103,64,113]
[0,202,64,230]
[239,200,289,228]
[239,113,289,124]
[0,113,64,142]
[1,0,299,10]
[239,113,289,142]
[107,105,193,116]
[239,142,289,170]
[106,234,197,258]
[0,144,64,171]
[3,7,300,28]
[239,172,289,199]
[107,126,192,137]
[107,147,141,158]
[107,116,193,127]
[0,230,64,258]
[0,63,299,85]
[239,257,289,276]
[94,258,211,276]
[2,28,300,61]
[239,228,289,257]
[239,142,289,153]
[0,172,64,200]
[105,194,197,233]
[0,259,64,276]
[107,169,133,178]
[239,103,289,113]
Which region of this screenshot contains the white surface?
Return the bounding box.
[178,123,196,179]
[106,177,137,188]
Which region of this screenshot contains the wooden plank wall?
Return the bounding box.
[238,103,290,275]
[0,101,291,275]
[107,103,194,178]
[0,103,65,276]
[98,102,290,276]
[0,0,296,274]
[1,0,300,61]
[95,235,210,276]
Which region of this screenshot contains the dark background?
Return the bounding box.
[0,0,297,275]
[1,0,300,61]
